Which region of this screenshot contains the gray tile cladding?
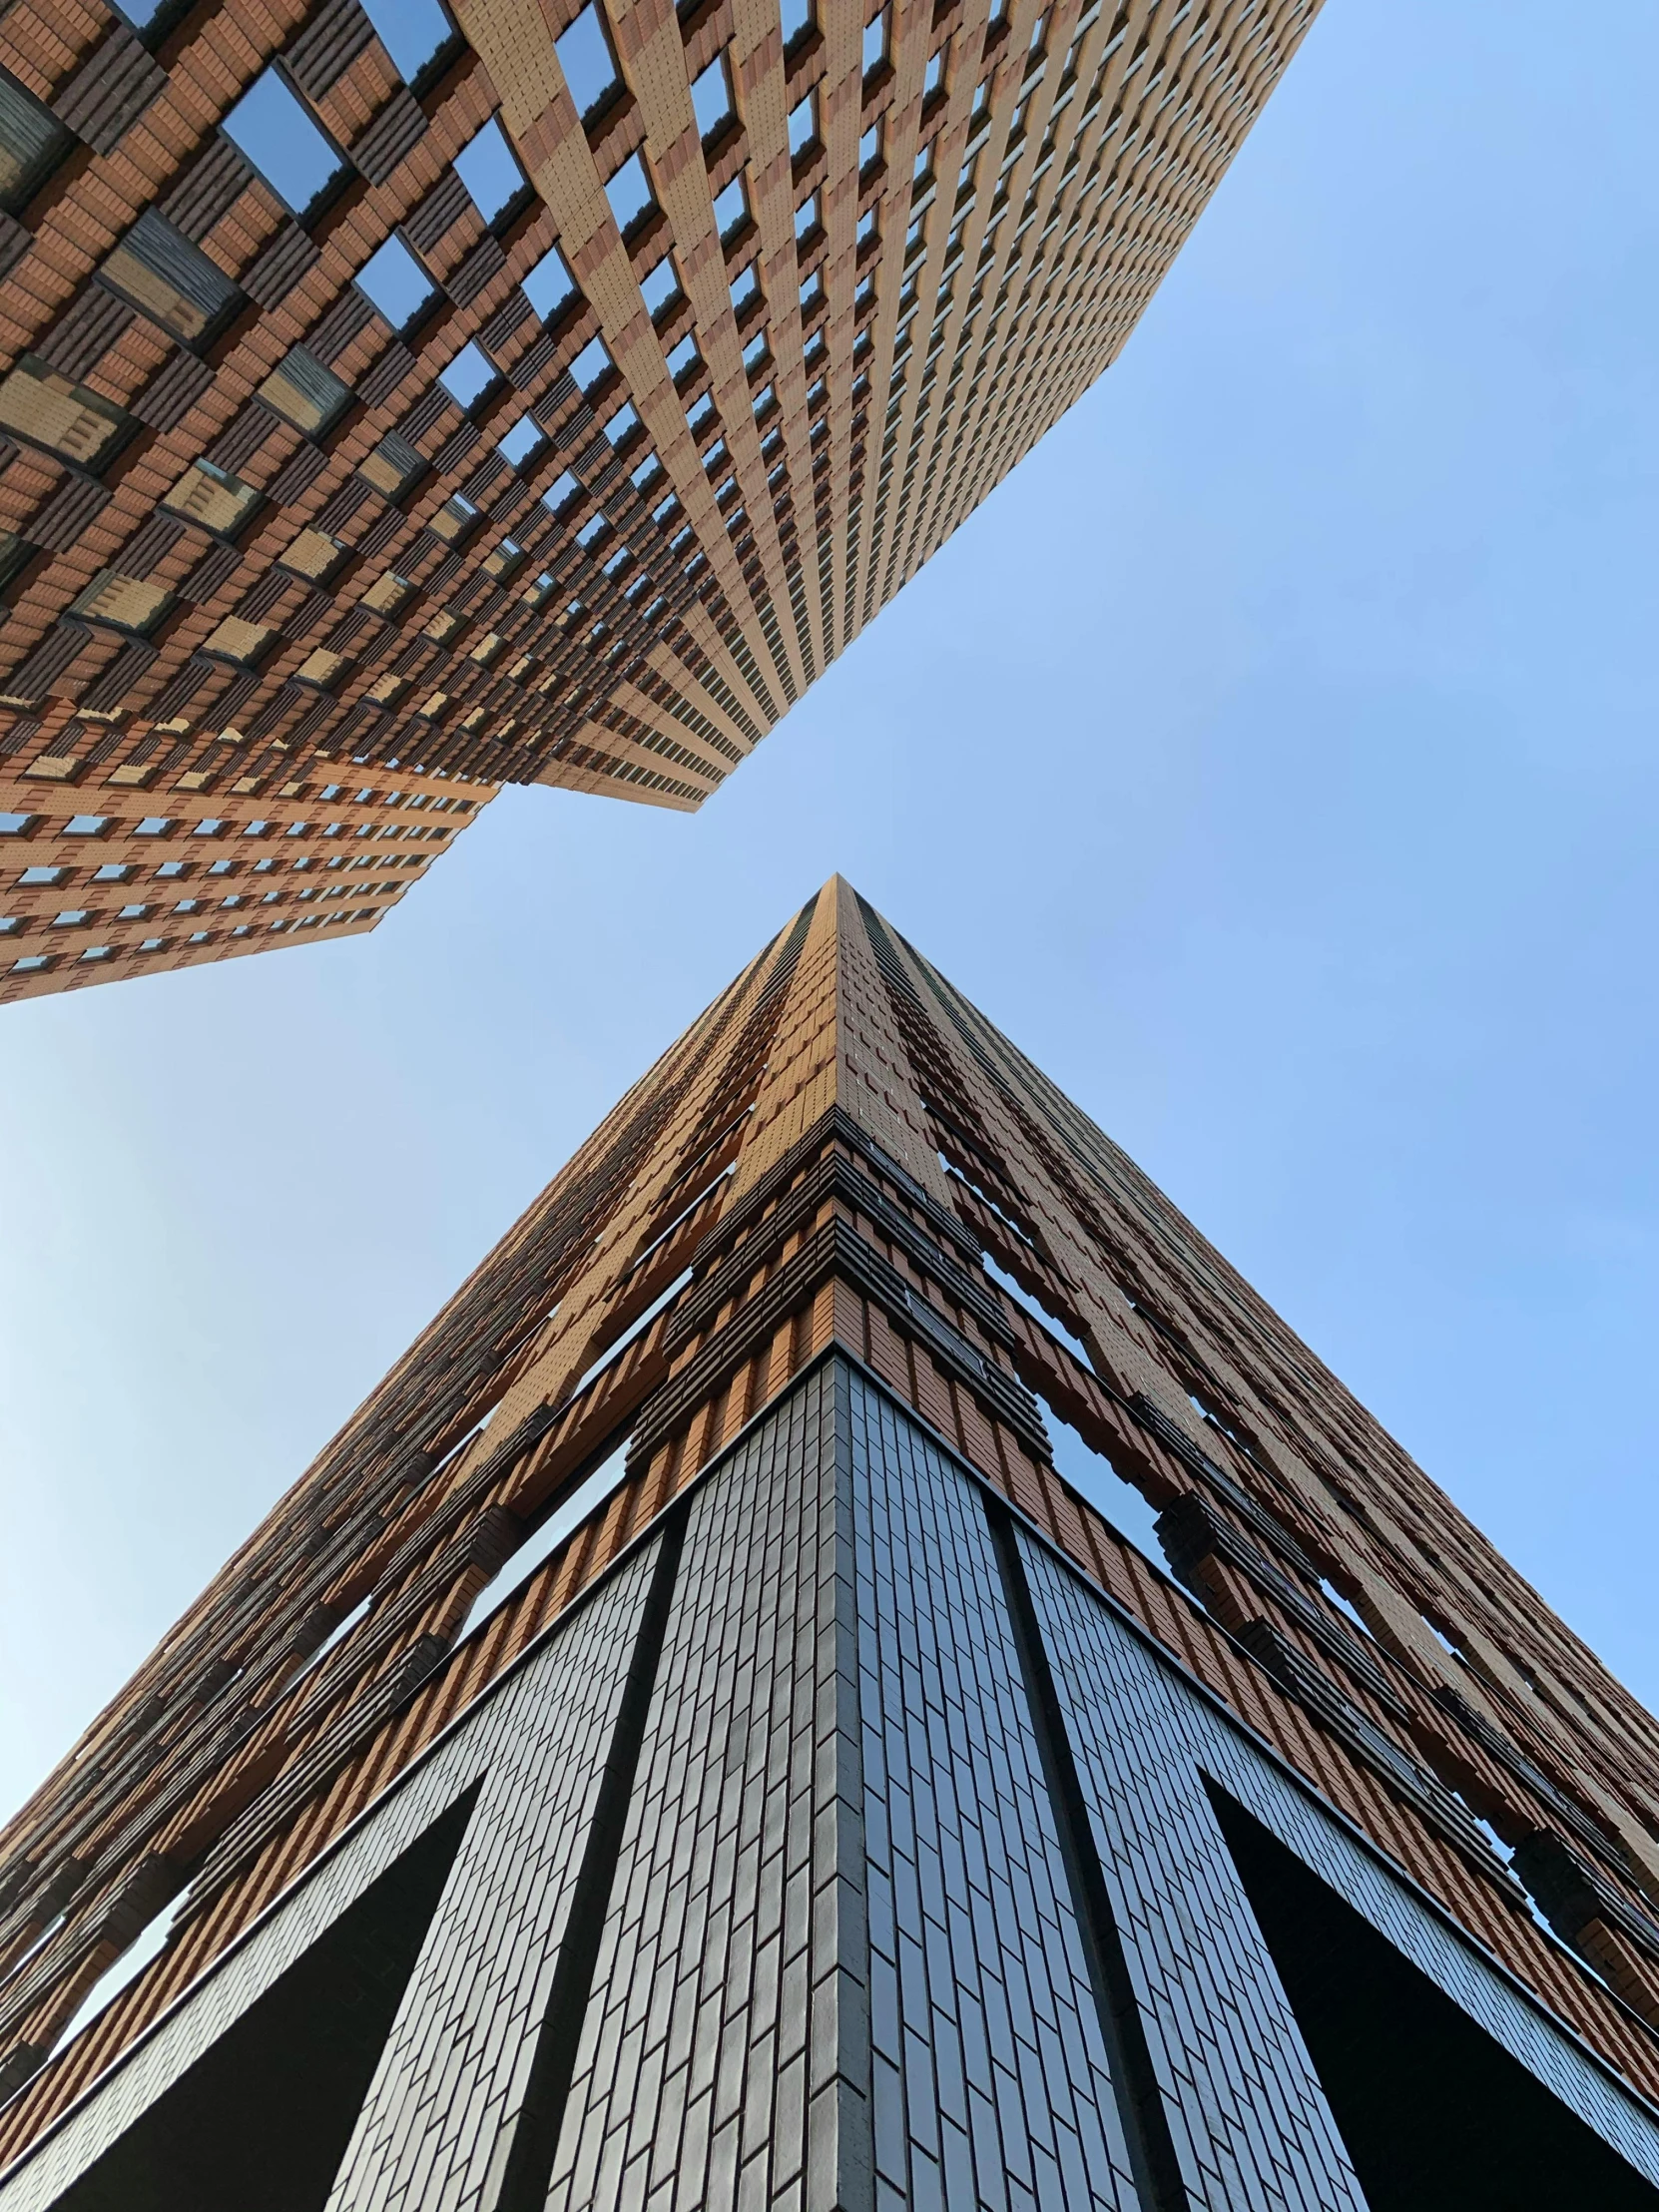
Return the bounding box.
[847,1374,1137,2212]
[10,1354,1659,2211]
[0,1539,664,2212]
[1019,1529,1659,2199]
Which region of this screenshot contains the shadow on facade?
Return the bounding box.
[51,1789,477,2212]
[1208,1784,1659,2210]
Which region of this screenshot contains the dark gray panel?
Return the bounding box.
[1020,1527,1659,2201]
[545,1363,866,2212]
[326,1538,667,2212]
[846,1374,1140,2212]
[544,1359,1146,2212]
[54,1796,475,2212]
[2,1542,664,2212]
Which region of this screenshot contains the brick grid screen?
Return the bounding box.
[0,0,1321,999]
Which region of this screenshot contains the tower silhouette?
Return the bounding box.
[2,882,1658,2208]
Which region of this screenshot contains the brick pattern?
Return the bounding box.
[0,0,1322,1003]
[546,1362,856,2211]
[0,757,490,1001]
[8,879,1659,2182]
[0,902,814,2117]
[6,1359,1659,2208]
[0,1542,660,2211]
[1023,1526,1659,2195]
[324,1540,664,2212]
[847,1371,1137,2212]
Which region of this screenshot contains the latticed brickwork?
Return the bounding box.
[0,0,1321,1001]
[11,879,1656,2189]
[0,756,489,999]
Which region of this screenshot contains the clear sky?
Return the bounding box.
[3,0,1656,1823]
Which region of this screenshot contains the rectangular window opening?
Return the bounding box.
[222,70,343,218]
[453,117,527,225]
[555,4,622,121]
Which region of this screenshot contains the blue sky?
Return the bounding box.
[3,0,1657,1819]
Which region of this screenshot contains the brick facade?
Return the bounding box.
[0,0,1322,1000]
[0,754,490,1000]
[5,880,1653,2202]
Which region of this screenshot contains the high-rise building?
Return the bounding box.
[2,880,1658,2206]
[0,0,1323,1001]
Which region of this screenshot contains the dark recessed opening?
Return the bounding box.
[1208,1783,1659,2211]
[52,1787,477,2212]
